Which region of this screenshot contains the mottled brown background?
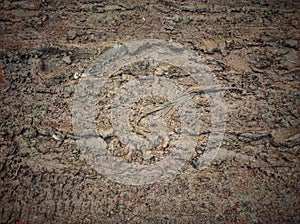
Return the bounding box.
[0,0,299,223]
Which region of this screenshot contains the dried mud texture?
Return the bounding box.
[0,0,300,223]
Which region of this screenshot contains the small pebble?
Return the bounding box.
[62,55,72,64]
[62,55,72,65]
[73,72,81,80]
[191,160,198,169]
[76,28,86,36]
[52,133,61,141]
[123,194,129,201]
[67,30,77,40]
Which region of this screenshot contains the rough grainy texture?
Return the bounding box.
[0,0,299,223]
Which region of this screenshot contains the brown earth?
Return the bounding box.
[0,0,299,223]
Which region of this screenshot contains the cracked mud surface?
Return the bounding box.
[0,0,299,223]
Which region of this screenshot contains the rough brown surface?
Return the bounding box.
[0,0,299,223]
